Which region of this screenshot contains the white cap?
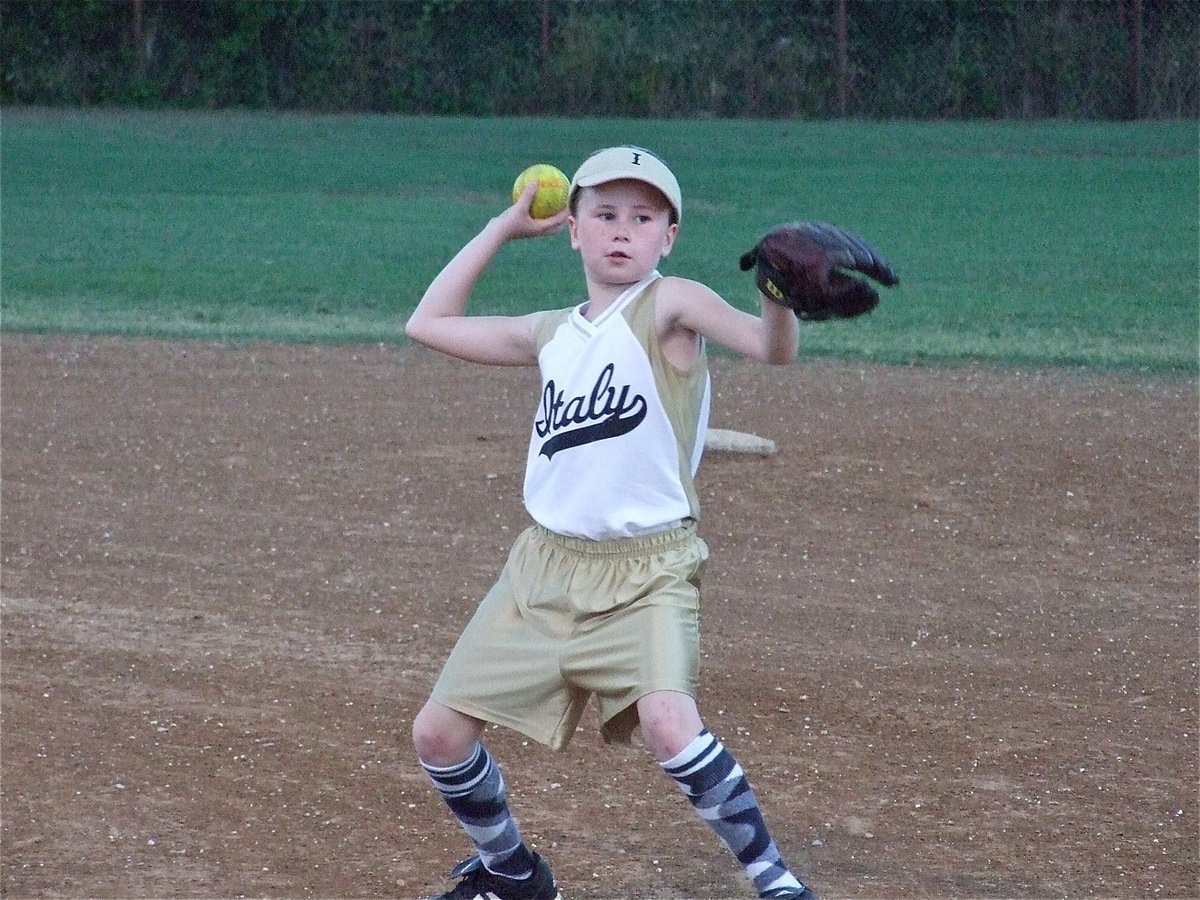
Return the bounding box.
[570,146,682,223]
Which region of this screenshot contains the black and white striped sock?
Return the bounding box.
[421,742,535,880]
[662,729,804,897]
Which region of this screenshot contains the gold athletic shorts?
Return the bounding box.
[431,521,708,750]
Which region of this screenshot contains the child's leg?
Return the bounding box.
[413,700,536,879]
[640,693,812,898]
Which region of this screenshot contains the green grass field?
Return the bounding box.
[2,108,1196,371]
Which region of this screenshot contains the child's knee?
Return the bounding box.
[641,719,692,760]
[410,705,453,760]
[412,701,482,766]
[637,692,704,761]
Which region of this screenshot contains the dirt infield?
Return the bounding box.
[2,335,1196,900]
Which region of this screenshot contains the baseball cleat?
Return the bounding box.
[760,884,819,899]
[429,851,561,900]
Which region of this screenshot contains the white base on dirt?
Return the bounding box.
[704,427,777,456]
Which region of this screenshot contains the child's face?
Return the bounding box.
[569,179,678,288]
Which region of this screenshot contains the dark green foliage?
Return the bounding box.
[2,0,1196,118]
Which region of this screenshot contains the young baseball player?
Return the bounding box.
[406,146,818,900]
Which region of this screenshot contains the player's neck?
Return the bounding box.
[580,283,622,321]
[581,274,654,321]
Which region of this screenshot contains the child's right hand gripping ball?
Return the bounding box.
[512,164,570,219]
[739,221,900,321]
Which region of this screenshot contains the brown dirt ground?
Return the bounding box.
[1,334,1197,900]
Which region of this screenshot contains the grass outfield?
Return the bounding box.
[2,108,1196,371]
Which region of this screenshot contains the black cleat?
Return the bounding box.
[760,884,820,900]
[430,852,561,900]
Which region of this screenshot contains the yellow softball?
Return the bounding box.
[511,163,570,219]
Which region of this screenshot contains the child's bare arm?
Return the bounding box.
[657,277,799,366]
[405,184,569,366]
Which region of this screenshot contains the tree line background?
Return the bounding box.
[2,0,1196,119]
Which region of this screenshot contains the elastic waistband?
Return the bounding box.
[531,520,699,558]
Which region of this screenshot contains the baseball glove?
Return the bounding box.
[739,221,900,321]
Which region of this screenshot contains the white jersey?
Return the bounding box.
[524,273,711,540]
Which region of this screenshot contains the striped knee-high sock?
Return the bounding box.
[662,729,805,898]
[421,742,535,879]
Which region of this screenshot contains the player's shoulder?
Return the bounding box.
[654,275,728,323]
[655,274,722,307]
[529,306,570,344]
